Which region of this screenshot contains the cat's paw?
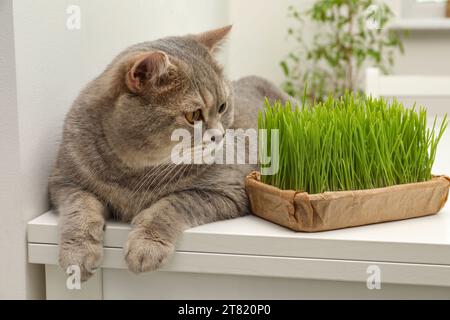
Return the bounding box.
[124,228,175,274]
[59,239,103,282]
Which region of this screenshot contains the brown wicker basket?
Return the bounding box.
[245,171,450,232]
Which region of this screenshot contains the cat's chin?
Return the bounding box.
[103,136,174,169]
[117,149,173,170]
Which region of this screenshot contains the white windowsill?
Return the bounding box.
[390,18,450,30]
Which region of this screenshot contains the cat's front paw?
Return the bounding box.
[124,228,175,274]
[59,239,103,282]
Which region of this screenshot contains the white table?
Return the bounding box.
[27,118,450,299]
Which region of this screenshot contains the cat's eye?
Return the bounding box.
[185,109,203,125]
[218,103,227,114]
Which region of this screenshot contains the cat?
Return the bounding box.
[49,26,291,281]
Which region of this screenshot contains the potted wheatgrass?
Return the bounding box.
[245,94,450,232]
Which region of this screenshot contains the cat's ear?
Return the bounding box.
[191,25,232,53]
[126,51,172,93]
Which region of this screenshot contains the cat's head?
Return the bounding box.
[99,26,233,169]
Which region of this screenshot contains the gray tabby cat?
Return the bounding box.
[49,26,290,281]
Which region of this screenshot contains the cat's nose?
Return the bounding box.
[211,132,225,143]
[205,122,225,144]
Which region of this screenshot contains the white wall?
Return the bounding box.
[227,0,309,83]
[1,0,228,299]
[392,30,450,115]
[394,31,450,76]
[0,0,45,300]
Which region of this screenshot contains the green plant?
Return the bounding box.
[258,94,448,194]
[281,0,404,102]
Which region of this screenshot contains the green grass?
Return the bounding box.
[258,93,448,194]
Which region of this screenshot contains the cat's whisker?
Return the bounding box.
[153,164,190,201]
[134,157,185,207]
[127,157,173,201]
[137,163,183,209]
[134,163,178,212]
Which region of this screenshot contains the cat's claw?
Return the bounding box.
[124,228,174,274]
[59,240,103,282]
